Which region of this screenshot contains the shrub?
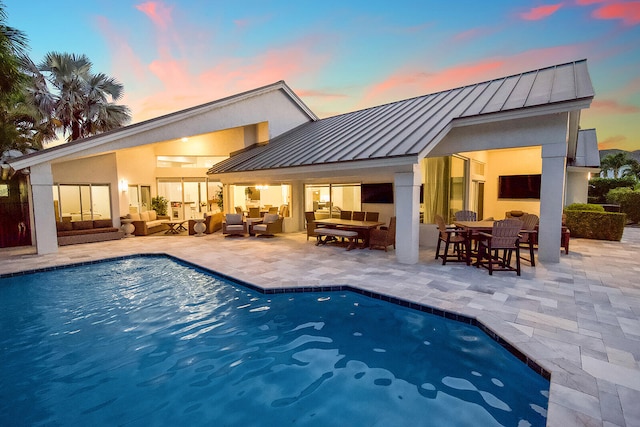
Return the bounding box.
[589,177,636,203]
[606,188,640,223]
[564,210,626,241]
[565,203,605,212]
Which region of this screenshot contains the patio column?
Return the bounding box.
[394,164,421,264]
[30,163,58,254]
[538,143,566,263]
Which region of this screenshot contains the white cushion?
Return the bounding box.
[140,211,150,222]
[225,224,244,232]
[253,224,267,232]
[225,214,243,225]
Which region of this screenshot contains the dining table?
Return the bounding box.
[454,220,537,266]
[313,218,384,248]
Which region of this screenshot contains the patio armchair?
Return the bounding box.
[251,213,283,237]
[222,214,247,236]
[369,217,396,251]
[476,219,522,275]
[434,214,468,265]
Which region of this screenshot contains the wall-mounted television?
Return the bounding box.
[498,174,541,199]
[361,183,394,204]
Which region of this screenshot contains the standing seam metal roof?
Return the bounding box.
[208,60,594,175]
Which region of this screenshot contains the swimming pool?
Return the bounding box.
[0,255,548,426]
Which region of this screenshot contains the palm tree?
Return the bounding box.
[23,52,131,142]
[600,152,631,178]
[0,1,27,96]
[622,159,640,182]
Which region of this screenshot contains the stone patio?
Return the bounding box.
[1,227,639,426]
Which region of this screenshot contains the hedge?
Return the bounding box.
[565,203,605,212]
[606,188,640,223]
[588,177,636,203]
[564,210,626,241]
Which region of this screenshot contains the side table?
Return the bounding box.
[193,218,206,237]
[121,218,135,237]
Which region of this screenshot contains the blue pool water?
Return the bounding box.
[0,256,548,426]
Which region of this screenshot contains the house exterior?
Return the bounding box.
[4,59,598,265]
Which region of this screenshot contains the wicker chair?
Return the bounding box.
[222,214,247,236]
[305,211,324,241]
[476,219,522,275]
[434,214,468,265]
[454,210,477,221]
[251,213,283,237]
[369,217,396,251]
[518,214,539,266]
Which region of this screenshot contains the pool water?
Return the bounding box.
[0,256,548,426]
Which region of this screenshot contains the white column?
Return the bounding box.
[290,180,304,232]
[394,164,421,264]
[30,163,58,254]
[538,143,566,263]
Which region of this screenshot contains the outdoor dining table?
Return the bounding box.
[454,220,537,266]
[313,218,384,248]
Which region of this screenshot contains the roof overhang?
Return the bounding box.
[8,81,317,171]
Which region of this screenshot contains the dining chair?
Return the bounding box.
[365,212,379,221]
[352,211,365,221]
[434,214,468,265]
[369,217,396,251]
[248,207,261,218]
[454,210,477,221]
[340,210,352,220]
[305,211,324,241]
[518,214,539,266]
[268,207,279,214]
[476,219,522,275]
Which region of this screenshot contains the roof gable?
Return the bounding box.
[9,81,317,170]
[209,59,594,175]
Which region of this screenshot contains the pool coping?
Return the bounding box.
[1,252,552,383]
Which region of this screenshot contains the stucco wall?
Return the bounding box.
[484,147,542,219]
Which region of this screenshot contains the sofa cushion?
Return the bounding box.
[148,210,157,221]
[93,219,113,229]
[56,221,73,232]
[263,213,279,224]
[146,220,167,228]
[140,211,150,222]
[129,212,141,221]
[72,220,94,230]
[225,224,245,232]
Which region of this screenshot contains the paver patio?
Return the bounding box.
[1,227,639,426]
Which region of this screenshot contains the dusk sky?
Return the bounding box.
[5,0,640,151]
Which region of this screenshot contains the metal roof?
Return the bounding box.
[208,59,594,175]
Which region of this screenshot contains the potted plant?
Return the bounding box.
[151,196,169,216]
[216,185,224,211]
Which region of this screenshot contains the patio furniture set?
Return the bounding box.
[305,211,396,251]
[435,210,570,276]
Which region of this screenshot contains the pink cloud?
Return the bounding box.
[356,45,584,110]
[453,27,495,42]
[591,2,640,25]
[93,16,148,83]
[520,4,563,20]
[135,1,173,30]
[591,99,640,114]
[598,134,629,150]
[296,89,348,99]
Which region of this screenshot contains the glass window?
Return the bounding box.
[421,155,468,223]
[231,184,291,217]
[304,184,361,218]
[53,184,111,222]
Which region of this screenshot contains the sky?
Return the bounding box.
[5,0,640,151]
